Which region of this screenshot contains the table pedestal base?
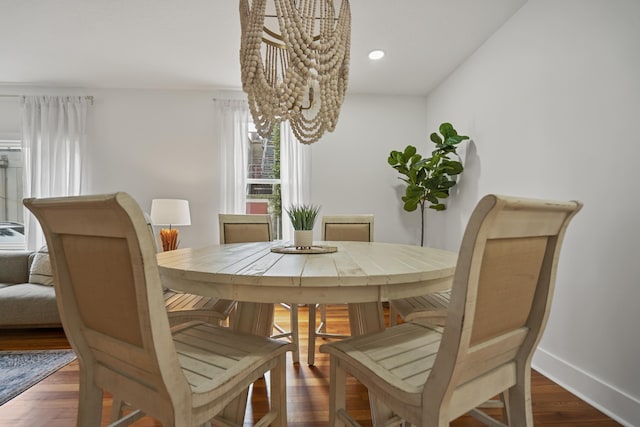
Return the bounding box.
[222,301,392,425]
[348,301,385,336]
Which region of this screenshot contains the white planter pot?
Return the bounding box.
[294,230,313,249]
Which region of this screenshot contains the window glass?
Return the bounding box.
[0,139,25,250]
[246,123,282,238]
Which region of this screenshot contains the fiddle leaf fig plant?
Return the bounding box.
[388,122,469,246]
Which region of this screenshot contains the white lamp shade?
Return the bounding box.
[150,199,191,226]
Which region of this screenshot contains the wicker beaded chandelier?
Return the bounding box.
[239,0,351,144]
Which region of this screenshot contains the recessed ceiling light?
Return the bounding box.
[368,50,385,60]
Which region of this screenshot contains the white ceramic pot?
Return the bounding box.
[294,230,313,249]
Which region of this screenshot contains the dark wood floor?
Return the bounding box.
[0,305,620,426]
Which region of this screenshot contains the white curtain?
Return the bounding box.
[280,122,312,241]
[216,99,249,214]
[21,95,89,250]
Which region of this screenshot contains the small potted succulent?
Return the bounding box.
[286,204,320,249]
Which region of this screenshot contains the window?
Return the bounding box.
[246,123,282,238]
[0,139,25,250]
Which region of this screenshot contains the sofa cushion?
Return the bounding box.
[29,246,55,286]
[0,251,31,284]
[0,283,60,326]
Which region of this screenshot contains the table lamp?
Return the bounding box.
[150,199,191,251]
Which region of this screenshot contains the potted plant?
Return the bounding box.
[286,204,321,249]
[388,122,470,246]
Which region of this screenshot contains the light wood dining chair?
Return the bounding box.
[105,214,239,425]
[163,288,236,326]
[320,194,582,427]
[143,213,236,327]
[219,213,272,244]
[24,192,293,427]
[219,213,300,364]
[389,289,452,326]
[307,214,374,366]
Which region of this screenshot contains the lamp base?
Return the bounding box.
[159,228,179,251]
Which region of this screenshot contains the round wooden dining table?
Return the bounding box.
[156,240,457,423]
[157,240,456,335]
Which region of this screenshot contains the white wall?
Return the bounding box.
[422,0,640,424]
[87,89,221,247]
[311,94,430,244]
[0,86,428,247]
[86,91,431,246]
[0,87,223,247]
[0,96,20,139]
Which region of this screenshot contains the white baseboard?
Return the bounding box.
[533,348,639,427]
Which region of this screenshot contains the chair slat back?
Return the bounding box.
[427,195,582,395]
[24,193,184,400]
[219,214,272,244]
[321,215,374,242]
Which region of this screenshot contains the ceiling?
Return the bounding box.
[0,0,527,96]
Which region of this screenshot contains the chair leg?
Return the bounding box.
[389,304,398,326]
[329,355,347,427]
[320,304,328,333]
[111,398,125,421]
[506,366,534,426]
[500,391,510,425]
[369,394,396,427]
[77,370,103,427]
[273,303,299,364]
[290,304,300,364]
[308,304,317,366]
[270,353,288,427]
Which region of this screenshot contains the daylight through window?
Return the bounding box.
[0,139,25,250]
[246,122,282,238]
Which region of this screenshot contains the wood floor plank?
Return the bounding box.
[0,305,620,426]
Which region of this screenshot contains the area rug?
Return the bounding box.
[0,350,76,406]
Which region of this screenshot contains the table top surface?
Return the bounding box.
[156,241,457,304]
